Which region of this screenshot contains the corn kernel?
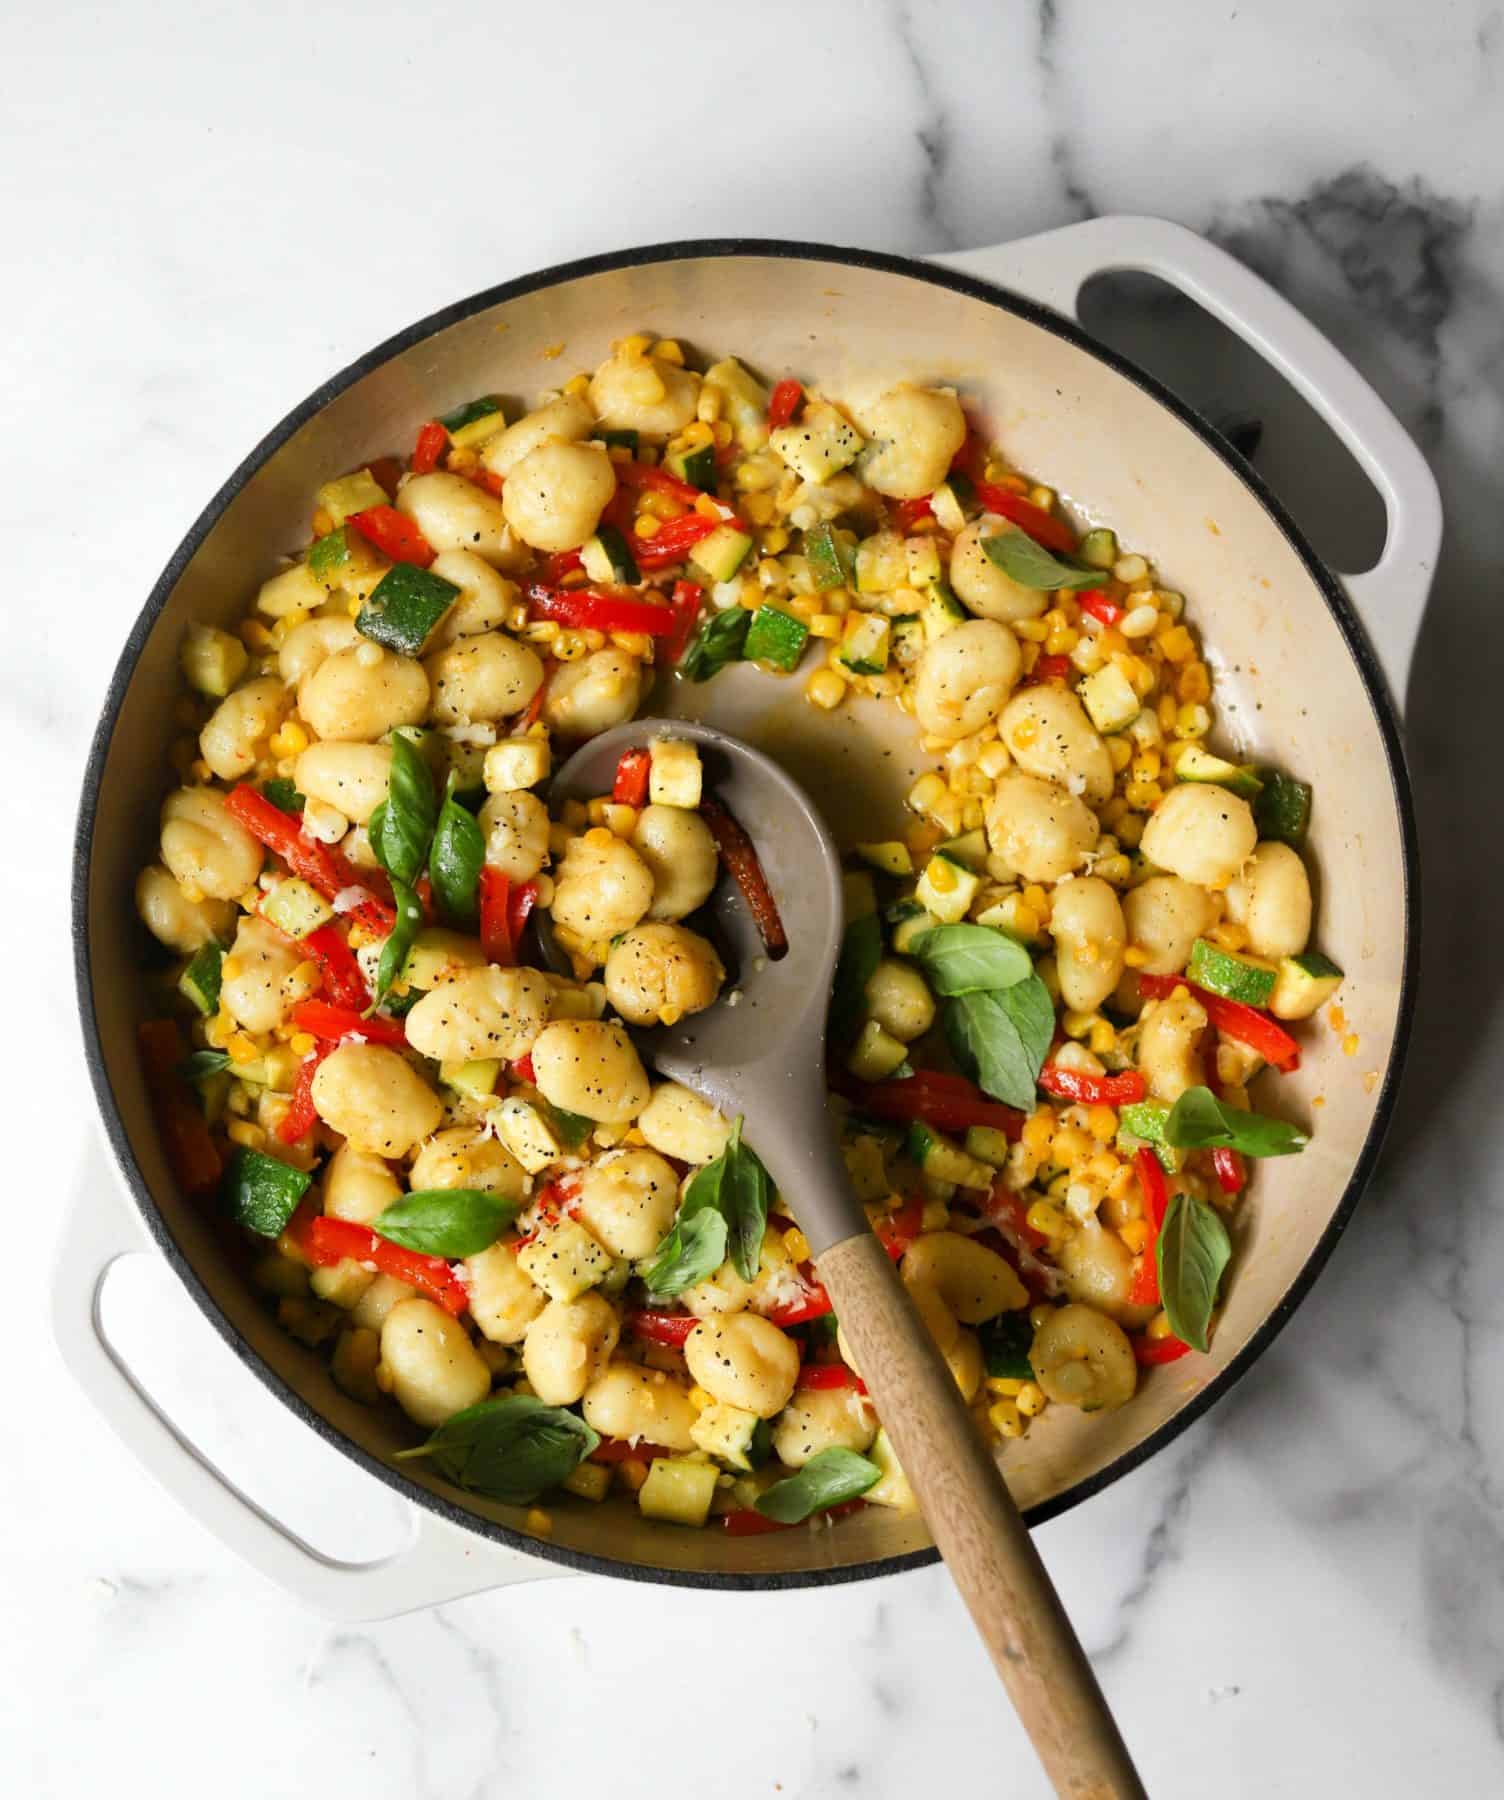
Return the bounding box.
[988,1376,1026,1397]
[928,857,957,893]
[616,1458,650,1493]
[1087,1105,1118,1142]
[1125,779,1162,811]
[1119,1219,1152,1254]
[783,1226,811,1263]
[633,514,661,540]
[1342,1033,1360,1056]
[810,613,842,639]
[1016,1381,1046,1418]
[525,1507,553,1535]
[1045,626,1080,656]
[1146,1310,1173,1340]
[226,1118,267,1150]
[743,492,775,527]
[762,525,790,554]
[238,619,273,651]
[688,1386,714,1412]
[1177,663,1212,705]
[696,386,723,424]
[712,420,733,449]
[1159,625,1195,663]
[989,1399,1025,1438]
[806,668,847,710]
[1088,1021,1119,1058]
[1025,1199,1068,1240]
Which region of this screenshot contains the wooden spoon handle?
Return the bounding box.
[816,1232,1145,1800]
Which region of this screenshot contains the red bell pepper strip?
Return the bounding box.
[1212,1146,1247,1195]
[845,1070,1025,1140]
[589,1438,672,1465]
[465,467,505,497]
[1136,974,1301,1071]
[764,1281,834,1327]
[767,378,803,428]
[290,999,408,1049]
[1037,1063,1147,1107]
[722,1508,795,1536]
[511,1053,536,1085]
[985,1180,1049,1254]
[412,421,448,475]
[1077,589,1124,627]
[796,1364,867,1393]
[624,1309,699,1347]
[1126,1147,1170,1307]
[509,879,538,950]
[612,748,652,808]
[543,549,583,584]
[1028,654,1074,686]
[631,513,721,571]
[664,579,704,664]
[347,504,436,568]
[874,1193,924,1261]
[1134,1334,1192,1365]
[478,867,513,965]
[615,459,704,506]
[699,796,787,958]
[972,482,1077,555]
[521,659,553,730]
[892,496,934,533]
[293,1214,469,1316]
[138,1020,224,1196]
[277,1041,334,1145]
[225,786,395,935]
[525,583,679,636]
[301,923,369,1011]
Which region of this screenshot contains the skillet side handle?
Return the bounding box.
[931,216,1442,718]
[815,1232,1146,1800]
[52,1141,558,1622]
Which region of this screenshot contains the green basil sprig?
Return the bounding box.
[1155,1191,1232,1352]
[372,878,424,1013]
[944,973,1054,1112]
[829,912,883,1045]
[260,777,305,813]
[429,771,485,931]
[981,526,1102,591]
[178,1049,232,1082]
[221,1147,311,1238]
[1164,1087,1308,1158]
[907,923,1033,996]
[371,733,437,887]
[755,1447,882,1524]
[638,1209,729,1299]
[396,1395,599,1504]
[373,1188,519,1258]
[680,606,751,682]
[638,1117,775,1294]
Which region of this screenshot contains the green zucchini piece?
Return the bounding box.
[1078,527,1119,570]
[179,944,223,1017]
[222,1148,312,1238]
[979,1309,1035,1380]
[836,613,890,675]
[581,523,641,585]
[316,469,388,527]
[1173,744,1264,800]
[805,522,855,591]
[665,443,716,491]
[743,604,810,672]
[1269,949,1343,1021]
[307,524,386,592]
[904,1122,994,1189]
[358,565,461,656]
[438,394,504,435]
[1254,769,1313,846]
[599,428,639,452]
[1186,938,1278,1006]
[688,524,754,584]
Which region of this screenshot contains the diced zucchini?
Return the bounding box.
[890,614,925,668]
[179,624,248,699]
[935,828,988,872]
[770,402,864,484]
[561,1460,612,1502]
[904,535,943,589]
[1187,937,1278,1006]
[306,525,387,595]
[1269,949,1343,1021]
[516,1218,612,1302]
[743,604,811,672]
[316,468,389,526]
[400,928,487,990]
[1255,769,1313,847]
[1173,744,1264,800]
[665,442,717,491]
[964,1125,1013,1167]
[581,523,641,586]
[974,892,1044,944]
[1078,527,1119,570]
[690,1403,769,1472]
[648,737,703,808]
[855,841,913,877]
[916,852,981,924]
[843,870,878,922]
[256,561,325,619]
[863,1427,917,1512]
[688,524,754,584]
[979,1309,1036,1380]
[439,395,506,447]
[921,585,967,642]
[638,1456,720,1527]
[178,943,224,1017]
[357,565,461,656]
[905,1122,995,1190]
[702,358,771,451]
[444,740,488,807]
[221,1148,311,1238]
[599,428,639,453]
[855,530,909,594]
[440,1058,502,1105]
[484,735,551,792]
[805,522,855,590]
[842,1133,891,1202]
[493,1096,562,1171]
[930,482,968,534]
[847,1020,910,1082]
[888,903,939,954]
[837,612,890,675]
[262,878,334,940]
[310,1258,378,1309]
[1079,662,1141,734]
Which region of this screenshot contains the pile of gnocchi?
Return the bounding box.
[135,331,1335,1534]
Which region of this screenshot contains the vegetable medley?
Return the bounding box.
[134,331,1338,1534]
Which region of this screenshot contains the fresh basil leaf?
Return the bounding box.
[373,1188,519,1258]
[829,912,883,1045]
[978,1309,1035,1380]
[908,923,1032,996]
[638,1208,728,1298]
[720,1119,773,1283]
[755,1446,882,1524]
[1156,1190,1232,1353]
[429,772,485,931]
[396,1395,598,1504]
[260,777,305,813]
[372,733,437,886]
[178,1049,231,1082]
[370,876,424,1012]
[943,973,1054,1111]
[981,526,1102,592]
[221,1147,311,1237]
[1164,1086,1309,1158]
[679,605,751,682]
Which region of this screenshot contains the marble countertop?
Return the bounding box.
[9,1,1504,1793]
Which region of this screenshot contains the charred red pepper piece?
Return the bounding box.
[347,504,436,568]
[699,795,787,958]
[1037,1064,1147,1107]
[412,421,448,475]
[767,378,804,428]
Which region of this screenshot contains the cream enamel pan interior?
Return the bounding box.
[73,239,1420,1591]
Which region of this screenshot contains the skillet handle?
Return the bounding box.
[52,1138,559,1621]
[930,216,1442,716]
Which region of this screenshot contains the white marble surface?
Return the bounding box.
[8,1,1504,1793]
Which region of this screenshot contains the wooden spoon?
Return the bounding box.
[548,719,1145,1800]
